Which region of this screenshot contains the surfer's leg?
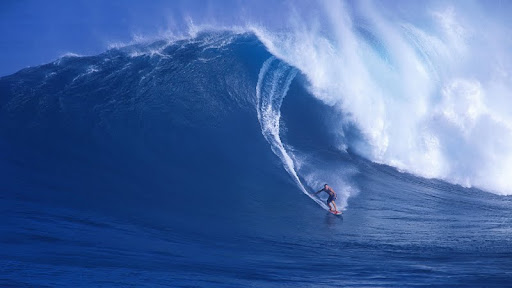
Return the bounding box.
[332,201,338,212]
[327,195,334,211]
[327,201,334,211]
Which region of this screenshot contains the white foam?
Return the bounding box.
[72,65,100,82]
[248,1,512,195]
[256,57,300,186]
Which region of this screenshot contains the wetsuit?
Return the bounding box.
[325,187,337,204]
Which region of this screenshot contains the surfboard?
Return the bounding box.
[329,210,342,215]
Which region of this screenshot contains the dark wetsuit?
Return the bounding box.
[324,187,337,204]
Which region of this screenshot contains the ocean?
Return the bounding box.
[1,25,512,287]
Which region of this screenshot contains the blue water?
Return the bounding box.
[1,31,512,287]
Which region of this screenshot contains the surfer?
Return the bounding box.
[314,184,339,213]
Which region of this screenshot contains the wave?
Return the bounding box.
[2,8,511,223]
[0,30,361,219]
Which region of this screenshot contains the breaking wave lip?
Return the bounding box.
[244,1,512,196]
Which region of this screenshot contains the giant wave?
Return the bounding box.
[2,22,512,286]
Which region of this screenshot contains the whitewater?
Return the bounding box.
[249,0,512,196]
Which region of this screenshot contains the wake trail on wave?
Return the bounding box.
[256,57,330,210]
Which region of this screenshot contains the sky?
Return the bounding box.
[0,0,186,76]
[1,0,510,77]
[0,0,286,76]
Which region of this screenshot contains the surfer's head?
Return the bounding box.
[324,184,328,187]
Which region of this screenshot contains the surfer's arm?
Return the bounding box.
[313,189,324,195]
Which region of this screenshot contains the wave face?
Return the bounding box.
[1,31,512,286]
[1,32,285,222]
